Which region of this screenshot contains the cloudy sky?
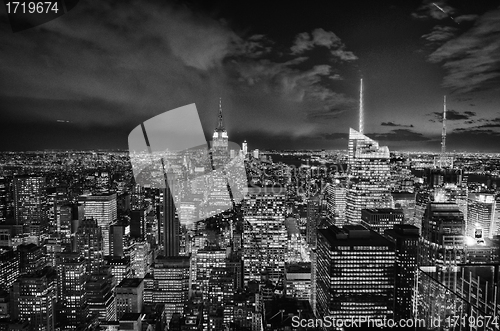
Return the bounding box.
[1,0,500,152]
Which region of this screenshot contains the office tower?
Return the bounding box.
[306,195,321,248]
[75,218,103,272]
[316,225,395,320]
[115,278,144,320]
[104,256,131,285]
[325,183,346,226]
[420,202,465,270]
[384,224,419,320]
[0,176,11,224]
[78,192,117,256]
[109,222,126,257]
[144,256,191,323]
[86,266,116,322]
[130,210,145,239]
[211,98,229,169]
[196,248,235,329]
[284,262,311,301]
[11,267,57,331]
[360,208,404,234]
[253,149,259,159]
[13,176,47,235]
[56,203,73,237]
[0,249,19,290]
[56,252,88,329]
[392,192,416,226]
[242,186,287,283]
[467,193,496,239]
[130,241,151,278]
[17,243,45,274]
[159,172,180,257]
[346,129,391,224]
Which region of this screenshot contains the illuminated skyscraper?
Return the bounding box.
[316,225,395,320]
[211,98,229,169]
[384,224,419,320]
[115,278,144,320]
[56,252,88,329]
[467,193,496,239]
[13,176,47,235]
[360,208,404,234]
[159,173,180,257]
[11,267,57,331]
[420,202,465,270]
[86,266,116,322]
[242,186,287,283]
[325,183,346,226]
[78,192,117,256]
[75,218,103,272]
[346,129,391,224]
[144,256,191,323]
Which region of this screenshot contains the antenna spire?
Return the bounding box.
[216,97,225,131]
[441,95,446,155]
[359,78,364,134]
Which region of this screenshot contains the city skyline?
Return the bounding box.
[1,0,500,152]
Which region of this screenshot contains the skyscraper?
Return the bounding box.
[242,186,287,283]
[384,224,419,320]
[86,266,116,322]
[159,173,180,257]
[467,192,496,239]
[420,202,465,270]
[13,176,47,235]
[211,97,229,169]
[78,192,117,256]
[56,252,88,329]
[346,129,391,224]
[11,267,57,331]
[360,208,404,234]
[316,225,395,321]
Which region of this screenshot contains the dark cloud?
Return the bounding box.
[455,14,479,23]
[369,129,431,142]
[429,109,476,121]
[381,121,414,128]
[428,7,500,93]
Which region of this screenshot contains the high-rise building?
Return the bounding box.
[211,98,229,169]
[17,243,45,274]
[56,252,88,329]
[360,208,404,234]
[144,256,191,323]
[346,129,391,224]
[0,249,19,290]
[104,256,131,285]
[11,267,57,331]
[384,224,419,320]
[242,186,287,283]
[284,262,311,301]
[75,218,104,272]
[78,192,117,256]
[325,183,346,226]
[316,225,395,321]
[420,202,465,269]
[195,248,234,329]
[306,195,321,248]
[86,266,116,322]
[467,193,496,239]
[158,172,180,257]
[115,278,144,320]
[392,192,416,226]
[13,176,47,235]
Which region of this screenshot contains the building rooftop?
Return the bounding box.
[319,225,393,247]
[117,277,143,288]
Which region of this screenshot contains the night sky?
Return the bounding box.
[1,0,500,152]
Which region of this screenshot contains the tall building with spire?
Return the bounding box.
[346,129,392,223]
[211,98,229,169]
